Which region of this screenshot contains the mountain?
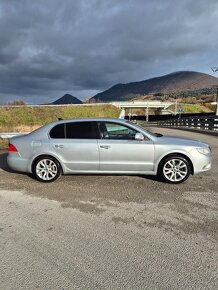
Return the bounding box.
[52,94,82,104]
[90,71,218,102]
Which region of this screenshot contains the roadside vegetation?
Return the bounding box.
[0,139,8,150]
[168,103,213,114]
[124,103,213,116]
[0,105,120,132]
[0,102,214,132]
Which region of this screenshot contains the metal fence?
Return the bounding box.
[0,132,29,139]
[150,116,218,133]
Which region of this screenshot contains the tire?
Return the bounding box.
[32,156,62,182]
[158,155,191,184]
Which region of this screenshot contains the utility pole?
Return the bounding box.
[211,67,218,115]
[216,85,218,115]
[174,95,178,115]
[146,105,149,122]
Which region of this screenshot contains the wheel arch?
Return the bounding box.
[157,153,194,175]
[31,154,64,174]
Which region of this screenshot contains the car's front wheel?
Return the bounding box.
[158,156,191,184]
[32,156,62,182]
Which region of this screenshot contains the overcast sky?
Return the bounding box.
[0,0,218,104]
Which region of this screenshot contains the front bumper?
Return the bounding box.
[189,149,212,174]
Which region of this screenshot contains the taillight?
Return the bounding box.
[8,143,18,152]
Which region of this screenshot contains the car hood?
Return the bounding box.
[155,135,209,148]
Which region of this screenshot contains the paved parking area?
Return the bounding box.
[0,128,218,289]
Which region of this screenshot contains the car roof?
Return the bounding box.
[59,117,127,122]
[51,117,128,125]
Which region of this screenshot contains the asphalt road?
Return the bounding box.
[0,128,218,290]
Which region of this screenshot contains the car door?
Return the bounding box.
[97,121,155,172]
[49,121,99,171]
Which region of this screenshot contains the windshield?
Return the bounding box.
[127,121,163,137]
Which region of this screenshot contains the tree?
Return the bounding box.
[7,99,26,106]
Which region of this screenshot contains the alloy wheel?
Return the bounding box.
[163,158,188,182]
[35,158,60,182]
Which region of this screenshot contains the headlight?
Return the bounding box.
[197,147,211,155]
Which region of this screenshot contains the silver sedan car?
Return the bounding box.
[7,118,212,183]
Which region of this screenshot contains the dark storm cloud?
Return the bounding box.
[0,0,218,103]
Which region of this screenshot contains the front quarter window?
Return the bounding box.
[98,122,137,140]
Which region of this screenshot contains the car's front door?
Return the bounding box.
[97,122,154,172]
[49,121,99,171]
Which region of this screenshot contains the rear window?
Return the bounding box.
[66,122,98,139]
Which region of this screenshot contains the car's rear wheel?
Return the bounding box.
[33,156,61,182]
[158,156,191,184]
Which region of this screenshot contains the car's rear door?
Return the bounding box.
[49,121,99,171]
[97,121,155,172]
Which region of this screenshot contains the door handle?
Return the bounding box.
[100,145,110,149]
[55,145,64,148]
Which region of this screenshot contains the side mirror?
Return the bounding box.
[135,132,144,141]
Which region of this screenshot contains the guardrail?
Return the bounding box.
[149,116,218,133]
[0,132,29,139]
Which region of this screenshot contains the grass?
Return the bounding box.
[0,105,120,132]
[168,103,213,114]
[0,139,8,150]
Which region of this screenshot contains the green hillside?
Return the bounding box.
[0,105,119,132]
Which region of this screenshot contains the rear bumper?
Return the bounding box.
[7,153,31,173]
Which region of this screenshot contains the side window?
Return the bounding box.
[50,124,65,138]
[98,122,137,140]
[66,122,98,139]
